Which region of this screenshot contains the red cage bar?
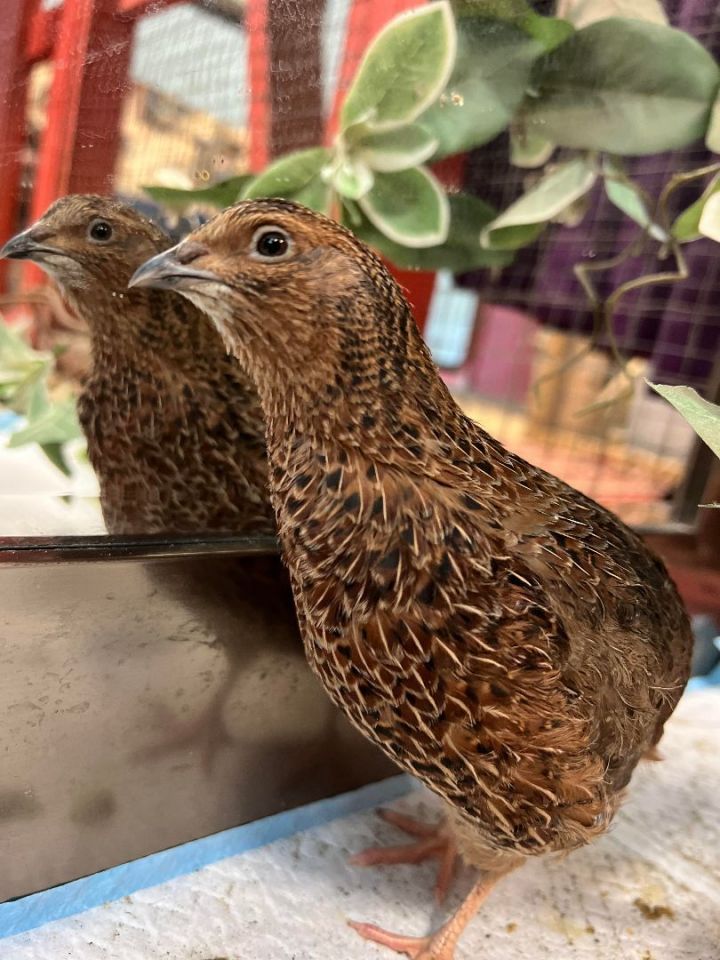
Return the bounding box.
[0,0,444,322]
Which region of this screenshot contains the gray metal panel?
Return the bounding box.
[0,543,396,901]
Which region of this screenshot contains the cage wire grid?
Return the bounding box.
[17,0,720,529]
[457,127,720,526]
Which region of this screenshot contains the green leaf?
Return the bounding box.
[521,13,574,51]
[672,172,720,242]
[481,156,597,249]
[8,399,82,449]
[243,148,332,212]
[341,1,457,132]
[26,378,51,419]
[451,0,532,19]
[480,221,547,250]
[452,1,574,51]
[706,92,720,153]
[355,124,438,172]
[350,193,513,271]
[564,0,668,30]
[420,17,543,158]
[603,161,667,241]
[525,19,720,155]
[41,442,73,477]
[698,190,720,242]
[327,158,374,200]
[650,382,720,460]
[143,176,253,212]
[0,324,52,413]
[358,167,450,247]
[0,322,47,369]
[554,190,592,227]
[293,178,332,213]
[510,125,555,167]
[341,197,363,228]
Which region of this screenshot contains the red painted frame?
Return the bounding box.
[0,0,35,289]
[30,0,134,218]
[1,0,459,323]
[246,0,271,172]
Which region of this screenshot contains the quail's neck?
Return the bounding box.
[78,285,215,373]
[258,310,478,479]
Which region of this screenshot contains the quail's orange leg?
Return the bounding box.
[350,809,458,904]
[349,869,507,960]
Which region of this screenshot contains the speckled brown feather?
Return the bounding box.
[17,196,273,535]
[151,199,692,868]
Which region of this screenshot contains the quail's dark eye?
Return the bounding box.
[88,220,113,242]
[252,227,292,260]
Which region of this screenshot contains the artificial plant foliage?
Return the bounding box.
[671,171,720,242]
[340,1,457,132]
[0,320,47,409]
[419,16,544,159]
[481,155,597,249]
[0,322,83,475]
[8,383,81,477]
[524,18,720,155]
[698,190,720,242]
[231,2,458,247]
[325,157,375,201]
[143,175,253,213]
[351,193,512,271]
[453,0,573,52]
[358,167,449,247]
[563,0,668,30]
[510,126,554,168]
[706,93,720,153]
[651,383,720,478]
[243,147,332,211]
[142,0,720,282]
[355,124,439,172]
[602,159,667,241]
[331,0,456,246]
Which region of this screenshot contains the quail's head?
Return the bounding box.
[1,195,168,297]
[128,198,404,388]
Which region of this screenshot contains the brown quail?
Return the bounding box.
[1,196,273,536]
[130,199,692,959]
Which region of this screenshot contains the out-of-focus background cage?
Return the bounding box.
[0,0,719,604]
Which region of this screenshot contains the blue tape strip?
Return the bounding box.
[687,669,720,692]
[0,774,414,940]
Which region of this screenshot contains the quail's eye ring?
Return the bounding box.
[88,219,113,243]
[251,226,292,261]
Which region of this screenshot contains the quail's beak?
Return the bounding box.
[0,225,58,263]
[128,242,220,291]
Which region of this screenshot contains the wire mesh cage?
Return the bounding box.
[0,0,719,539]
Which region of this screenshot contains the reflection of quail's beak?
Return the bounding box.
[128,245,220,292]
[0,226,58,262]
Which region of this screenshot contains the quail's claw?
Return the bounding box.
[350,810,458,904]
[348,920,437,959]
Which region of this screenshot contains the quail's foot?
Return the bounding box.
[350,808,458,904]
[348,871,505,959]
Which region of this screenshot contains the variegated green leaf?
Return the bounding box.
[341,1,457,132]
[358,167,450,247]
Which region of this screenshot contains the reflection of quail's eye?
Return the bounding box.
[89,220,113,242]
[255,230,289,258]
